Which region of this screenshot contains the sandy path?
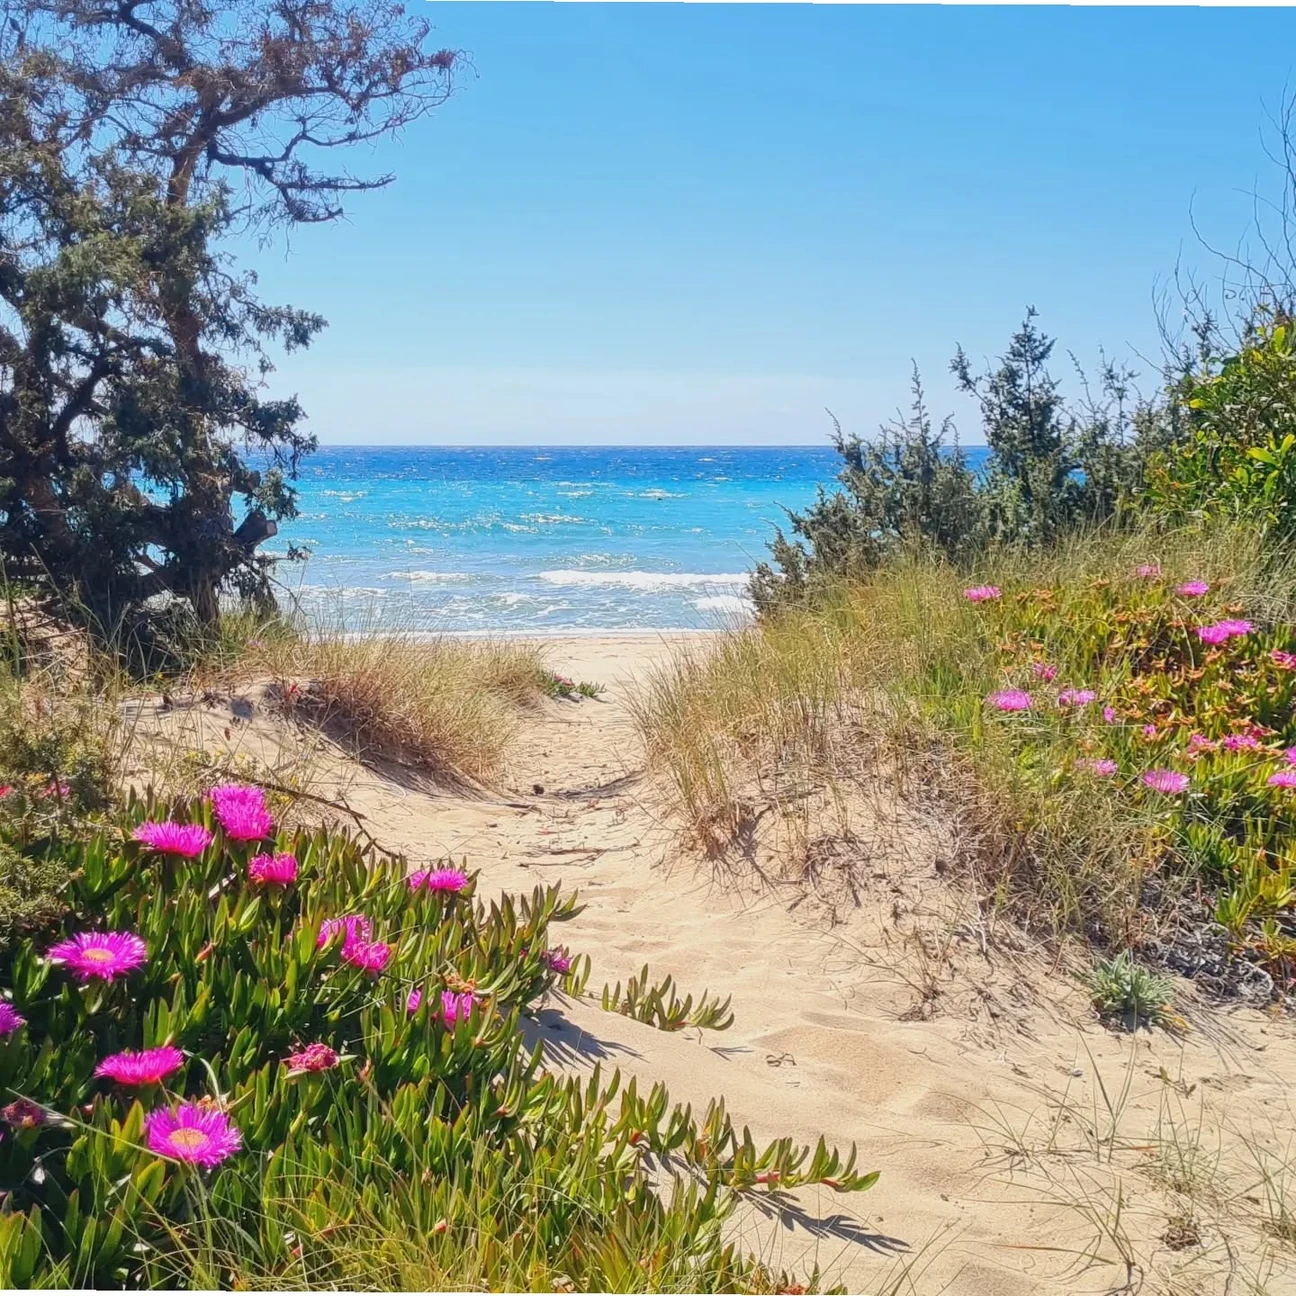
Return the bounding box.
[133,634,1296,1293]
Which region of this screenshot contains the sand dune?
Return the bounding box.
[127,633,1296,1294]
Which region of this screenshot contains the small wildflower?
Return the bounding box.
[145,1103,241,1168]
[47,931,147,982]
[407,866,469,894]
[247,852,298,886]
[963,585,1002,603]
[987,689,1032,712]
[318,915,372,948]
[1103,706,1117,724]
[1078,758,1118,777]
[1271,649,1296,671]
[1196,623,1232,646]
[0,1003,24,1035]
[1217,619,1254,636]
[96,1046,184,1086]
[208,783,273,842]
[1058,688,1096,708]
[406,986,423,1014]
[1031,662,1059,682]
[1142,769,1189,795]
[286,1043,339,1074]
[1188,733,1215,752]
[1176,580,1210,597]
[2,1099,46,1130]
[133,821,213,858]
[1268,770,1296,789]
[1142,724,1158,739]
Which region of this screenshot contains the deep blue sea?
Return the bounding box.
[271,445,987,633]
[269,446,833,632]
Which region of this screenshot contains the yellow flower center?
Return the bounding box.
[168,1128,209,1153]
[82,947,115,963]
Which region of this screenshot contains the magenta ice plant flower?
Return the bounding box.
[47,931,147,982]
[1176,580,1210,597]
[96,1046,184,1086]
[1103,706,1117,725]
[318,915,372,948]
[145,1103,242,1168]
[1058,689,1096,708]
[1077,758,1118,777]
[1031,662,1059,682]
[1218,619,1254,637]
[133,821,213,858]
[340,939,391,974]
[1142,724,1159,739]
[408,866,469,894]
[1222,734,1262,752]
[2,1099,47,1129]
[963,585,1002,603]
[541,947,573,974]
[1271,650,1296,670]
[247,853,298,886]
[1196,623,1232,646]
[406,986,423,1014]
[1141,769,1189,795]
[988,689,1032,712]
[286,1043,339,1073]
[0,1003,25,1035]
[441,990,476,1028]
[208,783,273,841]
[1268,770,1296,789]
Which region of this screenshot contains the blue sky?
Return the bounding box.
[246,3,1296,446]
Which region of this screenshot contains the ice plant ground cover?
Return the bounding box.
[0,793,874,1290]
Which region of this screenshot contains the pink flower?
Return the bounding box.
[963,585,1002,603]
[2,1099,47,1130]
[145,1102,242,1168]
[1223,734,1262,752]
[407,867,469,895]
[1103,706,1117,725]
[541,948,573,974]
[1286,747,1296,767]
[1176,580,1210,597]
[47,931,147,982]
[286,1043,339,1073]
[340,939,391,974]
[1196,623,1232,646]
[1058,689,1096,708]
[1136,562,1162,578]
[1142,769,1189,795]
[0,785,12,800]
[1031,662,1059,682]
[247,853,298,886]
[318,915,372,948]
[1142,724,1158,739]
[406,986,423,1014]
[0,1003,25,1035]
[988,689,1032,712]
[95,1046,184,1086]
[133,821,213,858]
[39,781,69,800]
[1271,650,1296,670]
[1188,733,1215,752]
[1268,770,1296,789]
[208,783,273,842]
[441,990,476,1028]
[1218,619,1254,637]
[1077,758,1118,777]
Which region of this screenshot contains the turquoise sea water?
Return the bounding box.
[272,445,845,633]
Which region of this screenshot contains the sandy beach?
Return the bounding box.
[129,632,1296,1294]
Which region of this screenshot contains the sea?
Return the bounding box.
[270,444,987,635]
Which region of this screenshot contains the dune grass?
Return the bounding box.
[632,522,1296,970]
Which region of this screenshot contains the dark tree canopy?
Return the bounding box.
[0,0,460,637]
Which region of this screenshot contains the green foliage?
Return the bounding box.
[0,797,874,1289]
[753,312,1159,612]
[0,1,459,637]
[1149,319,1296,542]
[600,964,736,1033]
[543,672,605,701]
[0,839,66,951]
[1087,952,1175,1029]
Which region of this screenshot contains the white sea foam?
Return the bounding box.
[538,570,748,590]
[383,570,468,582]
[693,593,753,615]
